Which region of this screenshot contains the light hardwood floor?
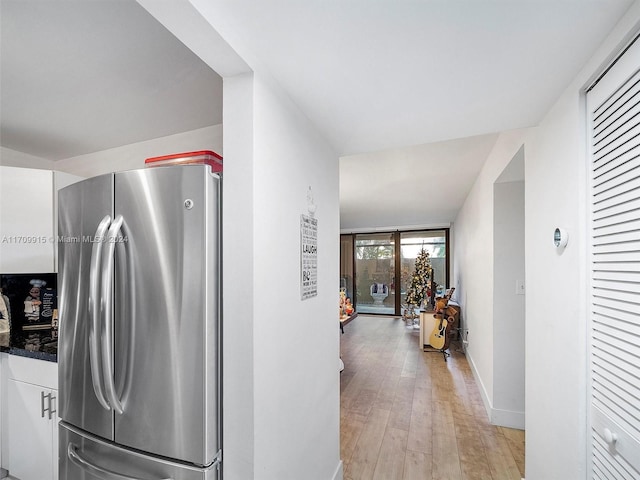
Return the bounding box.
[340,315,525,480]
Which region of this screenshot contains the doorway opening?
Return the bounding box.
[340,229,449,316]
[492,145,526,433]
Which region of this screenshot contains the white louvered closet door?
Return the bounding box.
[587,34,640,480]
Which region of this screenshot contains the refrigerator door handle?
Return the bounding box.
[101,214,125,415]
[89,215,112,411]
[115,225,134,407]
[67,443,173,480]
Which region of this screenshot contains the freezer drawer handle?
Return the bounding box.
[67,443,173,480]
[89,215,113,411]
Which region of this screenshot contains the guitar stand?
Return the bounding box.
[422,345,451,362]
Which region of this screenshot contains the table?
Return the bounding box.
[340,312,358,333]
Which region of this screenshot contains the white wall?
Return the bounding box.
[54,124,223,177]
[525,6,639,479]
[493,179,525,429]
[222,71,341,480]
[221,72,256,480]
[253,75,340,480]
[454,4,640,478]
[452,128,530,418]
[523,85,588,480]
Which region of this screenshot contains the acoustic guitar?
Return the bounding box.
[429,314,448,350]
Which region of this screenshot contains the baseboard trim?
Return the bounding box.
[466,352,492,419]
[466,352,525,430]
[491,407,525,430]
[332,460,344,480]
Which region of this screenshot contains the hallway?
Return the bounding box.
[340,316,525,480]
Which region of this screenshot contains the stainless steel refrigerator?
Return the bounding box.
[58,165,221,479]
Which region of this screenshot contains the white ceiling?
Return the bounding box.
[340,133,500,229]
[200,0,634,155]
[1,0,635,227]
[0,0,223,161]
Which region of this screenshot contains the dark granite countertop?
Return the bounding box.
[0,327,58,362]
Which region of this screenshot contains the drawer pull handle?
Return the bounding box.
[603,427,618,445]
[41,391,56,420]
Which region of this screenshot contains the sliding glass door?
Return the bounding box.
[340,235,354,301]
[354,233,396,314]
[400,230,448,302]
[341,229,449,316]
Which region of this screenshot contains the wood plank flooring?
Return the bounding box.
[340,316,525,480]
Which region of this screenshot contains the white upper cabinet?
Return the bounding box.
[0,167,83,273]
[0,166,55,273]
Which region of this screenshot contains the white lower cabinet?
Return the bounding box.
[8,380,58,480]
[0,353,4,478]
[3,356,58,480]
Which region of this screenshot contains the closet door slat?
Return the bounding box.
[588,35,640,480]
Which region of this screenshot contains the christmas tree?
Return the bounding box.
[405,248,432,307]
